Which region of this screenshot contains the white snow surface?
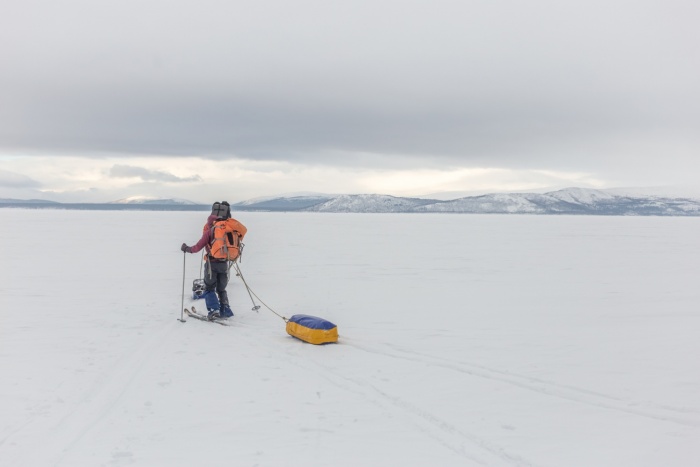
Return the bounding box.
[1,210,700,466]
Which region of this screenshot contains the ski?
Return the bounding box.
[193,306,229,321]
[184,306,233,326]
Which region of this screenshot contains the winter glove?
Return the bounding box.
[181,243,192,253]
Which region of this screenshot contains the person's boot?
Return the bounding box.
[207,309,220,320]
[220,303,234,318]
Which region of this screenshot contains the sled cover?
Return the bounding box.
[286,314,338,345]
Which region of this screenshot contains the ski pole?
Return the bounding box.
[179,251,186,322]
[199,251,204,279]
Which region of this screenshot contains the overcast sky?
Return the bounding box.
[1,0,699,202]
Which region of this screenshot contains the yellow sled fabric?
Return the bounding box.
[286,314,338,345]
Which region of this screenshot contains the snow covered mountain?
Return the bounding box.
[232,194,334,211]
[306,194,438,213]
[110,196,200,205]
[4,188,700,215]
[233,188,700,216]
[0,198,60,204]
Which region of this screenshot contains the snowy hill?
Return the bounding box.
[232,188,700,216]
[417,193,555,214]
[0,198,61,204]
[548,187,617,204]
[110,196,200,205]
[305,194,439,213]
[0,198,207,211]
[416,189,700,215]
[4,188,700,215]
[232,194,333,211]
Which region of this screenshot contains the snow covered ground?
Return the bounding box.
[1,209,699,466]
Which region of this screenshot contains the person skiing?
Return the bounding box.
[181,201,247,320]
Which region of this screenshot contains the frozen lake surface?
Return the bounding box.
[1,209,699,466]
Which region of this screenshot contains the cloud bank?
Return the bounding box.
[0,169,41,189]
[1,1,699,200]
[109,165,201,183]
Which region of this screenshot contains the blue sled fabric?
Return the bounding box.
[288,314,337,330]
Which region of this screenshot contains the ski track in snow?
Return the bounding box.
[165,310,533,465]
[278,349,535,466]
[22,324,178,466]
[343,339,700,428]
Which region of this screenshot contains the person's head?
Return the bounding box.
[211,201,231,219]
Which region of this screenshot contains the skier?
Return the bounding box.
[181,201,247,320]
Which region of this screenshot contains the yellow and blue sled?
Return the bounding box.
[286,314,338,345]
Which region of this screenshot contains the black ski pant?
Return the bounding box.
[204,260,229,307]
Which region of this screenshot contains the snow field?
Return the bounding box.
[1,209,699,466]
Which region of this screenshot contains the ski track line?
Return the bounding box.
[275,348,536,467]
[342,338,700,428]
[0,418,36,454]
[21,322,179,467]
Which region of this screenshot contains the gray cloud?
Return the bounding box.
[0,169,41,189]
[109,165,201,183]
[1,0,699,183]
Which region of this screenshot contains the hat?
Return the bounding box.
[221,201,231,219]
[211,201,231,219]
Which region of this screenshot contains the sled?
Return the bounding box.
[286,314,338,345]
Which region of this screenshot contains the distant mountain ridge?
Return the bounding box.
[0,198,61,204]
[110,196,199,205]
[233,194,334,211]
[0,197,207,211]
[232,188,700,216]
[3,188,700,215]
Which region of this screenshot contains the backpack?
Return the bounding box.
[209,218,247,261]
